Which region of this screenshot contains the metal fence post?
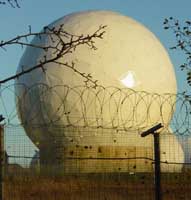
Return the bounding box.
[153,132,161,200]
[141,123,163,200]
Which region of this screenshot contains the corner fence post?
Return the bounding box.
[141,123,163,200]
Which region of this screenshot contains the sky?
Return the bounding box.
[0,0,191,165]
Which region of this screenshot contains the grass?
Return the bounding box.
[3,173,191,200]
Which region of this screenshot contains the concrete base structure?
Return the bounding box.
[39,130,154,175]
[60,145,153,173]
[40,145,153,175]
[38,128,184,175]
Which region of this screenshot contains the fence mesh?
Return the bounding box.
[2,125,191,200]
[1,84,191,199]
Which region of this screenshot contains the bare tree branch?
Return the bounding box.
[0,24,106,87]
[164,17,191,87]
[0,0,20,8]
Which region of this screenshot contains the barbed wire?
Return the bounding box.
[1,84,191,135]
[7,154,191,166]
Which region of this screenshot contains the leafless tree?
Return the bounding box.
[164,17,191,87]
[0,0,20,8]
[0,23,106,87]
[0,0,106,87]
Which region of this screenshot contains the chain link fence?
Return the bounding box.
[1,84,191,199]
[1,125,191,200]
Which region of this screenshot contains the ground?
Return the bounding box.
[3,173,191,200]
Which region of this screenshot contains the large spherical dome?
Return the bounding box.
[16,11,177,143]
[15,11,181,172]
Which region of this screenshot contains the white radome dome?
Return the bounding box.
[15,11,183,172]
[16,10,177,141]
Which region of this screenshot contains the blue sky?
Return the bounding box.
[0,0,191,91]
[0,0,191,164]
